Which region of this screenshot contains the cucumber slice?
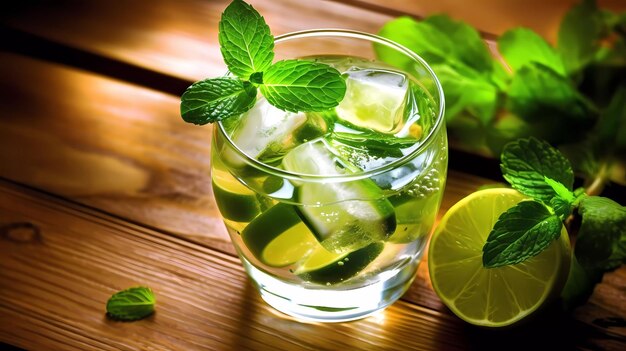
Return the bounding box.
[212,167,261,222]
[283,141,396,253]
[295,242,384,284]
[242,203,318,267]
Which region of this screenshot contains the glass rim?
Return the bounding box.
[217,28,445,182]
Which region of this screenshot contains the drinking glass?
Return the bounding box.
[211,29,447,322]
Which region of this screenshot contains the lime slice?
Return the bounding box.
[429,188,571,327]
[283,140,396,253]
[242,203,317,267]
[295,242,384,284]
[212,167,261,222]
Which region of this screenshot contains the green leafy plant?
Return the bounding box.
[478,137,625,308]
[180,0,346,125]
[377,0,626,190]
[106,287,156,321]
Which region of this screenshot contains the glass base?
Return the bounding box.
[241,256,421,323]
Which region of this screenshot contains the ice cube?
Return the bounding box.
[282,140,396,253]
[222,98,307,167]
[336,67,409,133]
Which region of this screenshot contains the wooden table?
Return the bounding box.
[1,1,624,350]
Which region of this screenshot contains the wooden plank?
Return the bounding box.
[333,0,626,43]
[0,52,231,253]
[1,0,390,81]
[2,181,625,350]
[0,180,472,351]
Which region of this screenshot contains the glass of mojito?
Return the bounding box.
[211,30,446,322]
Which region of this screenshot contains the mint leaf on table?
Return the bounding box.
[576,196,626,270]
[498,28,566,75]
[259,60,346,113]
[483,200,563,268]
[106,287,156,321]
[558,0,605,74]
[501,137,574,202]
[181,77,257,125]
[218,0,274,80]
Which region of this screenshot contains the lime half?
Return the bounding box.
[429,188,571,327]
[242,203,317,267]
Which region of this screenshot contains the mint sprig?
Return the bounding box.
[106,286,155,321]
[180,0,346,125]
[482,136,626,308]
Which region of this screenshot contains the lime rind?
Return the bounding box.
[242,203,317,267]
[295,242,384,284]
[212,167,261,222]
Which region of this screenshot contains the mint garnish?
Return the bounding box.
[500,137,574,203]
[181,78,257,125]
[180,0,346,125]
[260,60,346,112]
[483,200,562,268]
[482,136,625,309]
[106,287,156,321]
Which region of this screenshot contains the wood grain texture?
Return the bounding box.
[2,180,625,351]
[0,180,472,351]
[1,0,390,81]
[0,52,232,253]
[332,0,626,43]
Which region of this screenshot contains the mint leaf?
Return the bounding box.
[501,137,574,202]
[544,176,575,203]
[180,77,257,125]
[106,287,155,321]
[376,16,455,71]
[576,196,626,270]
[483,200,563,268]
[498,28,565,75]
[423,15,494,73]
[260,60,346,112]
[431,64,498,124]
[596,86,626,152]
[219,0,274,80]
[550,196,572,220]
[376,15,504,125]
[558,0,604,74]
[507,63,595,127]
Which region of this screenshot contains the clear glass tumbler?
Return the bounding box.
[211,30,447,322]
